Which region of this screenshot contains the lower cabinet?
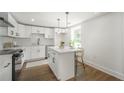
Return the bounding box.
[24,46,45,61]
[24,47,31,61]
[48,49,75,81]
[0,55,12,81]
[31,46,45,59]
[48,51,58,78]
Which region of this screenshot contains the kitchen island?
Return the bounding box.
[48,46,77,81]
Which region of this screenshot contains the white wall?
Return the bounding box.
[82,13,124,80]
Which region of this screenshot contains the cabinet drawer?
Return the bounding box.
[0,55,12,69]
[0,55,12,81]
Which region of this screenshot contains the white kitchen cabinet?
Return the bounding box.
[30,46,45,59]
[17,24,25,38]
[8,13,17,37]
[48,47,75,80]
[0,55,12,81]
[38,27,45,34]
[31,46,38,59]
[25,26,32,38]
[39,46,45,58]
[44,28,54,39]
[0,27,8,36]
[23,46,45,61]
[32,26,54,38]
[32,26,38,34]
[17,24,32,38]
[32,26,44,34]
[23,47,31,61]
[0,13,17,37]
[48,50,58,77]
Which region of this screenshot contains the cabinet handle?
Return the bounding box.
[53,57,55,63]
[11,31,14,35]
[48,53,50,58]
[4,63,11,68]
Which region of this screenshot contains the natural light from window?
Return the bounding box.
[70,25,81,48]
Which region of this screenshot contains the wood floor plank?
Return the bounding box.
[17,62,121,81]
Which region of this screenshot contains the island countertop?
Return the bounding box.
[49,46,81,53]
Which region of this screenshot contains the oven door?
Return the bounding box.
[16,53,24,70]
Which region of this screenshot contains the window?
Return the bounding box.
[71,25,81,48]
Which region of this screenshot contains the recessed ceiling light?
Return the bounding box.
[31,18,35,22]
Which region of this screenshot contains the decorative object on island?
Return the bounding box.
[59,41,65,49]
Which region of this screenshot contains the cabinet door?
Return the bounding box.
[49,28,54,38]
[25,26,32,38]
[0,27,8,36]
[0,55,12,81]
[39,46,45,58]
[0,13,17,37]
[8,13,17,37]
[32,27,44,34]
[18,24,25,38]
[45,28,54,38]
[36,47,41,58]
[48,51,54,69]
[24,47,31,60]
[32,26,38,34]
[31,47,39,59]
[38,27,44,34]
[31,47,36,59]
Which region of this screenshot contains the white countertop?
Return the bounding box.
[3,45,46,50]
[3,47,26,50]
[49,46,81,53]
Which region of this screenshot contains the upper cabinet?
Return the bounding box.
[17,24,31,38]
[44,28,54,39]
[8,13,18,37]
[0,13,17,37]
[0,13,54,39]
[32,26,54,39]
[32,26,44,34]
[17,24,25,38]
[25,26,32,38]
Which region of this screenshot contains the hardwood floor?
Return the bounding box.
[17,62,120,81]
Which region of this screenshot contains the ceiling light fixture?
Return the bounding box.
[56,12,69,34]
[57,18,60,33]
[65,12,69,29]
[65,12,69,33]
[31,18,35,22]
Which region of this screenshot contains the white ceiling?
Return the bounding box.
[12,12,96,28]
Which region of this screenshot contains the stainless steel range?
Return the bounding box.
[12,49,24,81]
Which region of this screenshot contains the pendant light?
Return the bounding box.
[56,18,61,33]
[58,18,60,33]
[56,12,69,34]
[65,12,69,33]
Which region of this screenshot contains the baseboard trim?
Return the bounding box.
[85,60,124,80]
[25,57,46,63]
